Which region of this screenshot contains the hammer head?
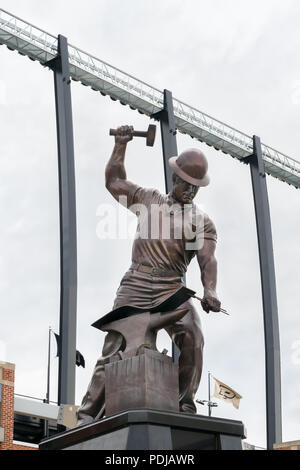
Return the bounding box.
[146,125,157,147]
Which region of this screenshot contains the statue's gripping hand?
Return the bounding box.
[115,125,134,145]
[201,295,221,314]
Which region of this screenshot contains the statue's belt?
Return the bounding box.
[130,263,184,278]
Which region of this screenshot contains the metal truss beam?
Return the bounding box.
[0,8,300,188]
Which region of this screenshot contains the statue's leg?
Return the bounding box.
[76,331,124,426]
[165,300,204,414]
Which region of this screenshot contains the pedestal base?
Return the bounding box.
[105,349,179,416]
[40,409,246,450]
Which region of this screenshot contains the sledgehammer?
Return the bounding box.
[109,124,156,147]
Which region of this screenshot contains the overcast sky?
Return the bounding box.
[0,0,300,449]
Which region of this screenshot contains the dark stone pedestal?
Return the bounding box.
[39,409,246,450]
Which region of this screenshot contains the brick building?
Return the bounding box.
[0,362,37,450]
[274,441,300,451]
[0,361,78,451]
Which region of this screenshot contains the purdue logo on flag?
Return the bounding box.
[213,378,242,409]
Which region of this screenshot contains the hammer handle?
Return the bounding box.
[110,129,147,138]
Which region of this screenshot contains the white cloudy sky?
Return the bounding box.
[0,0,300,449]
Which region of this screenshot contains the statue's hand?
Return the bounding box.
[115,125,134,145]
[201,292,221,313]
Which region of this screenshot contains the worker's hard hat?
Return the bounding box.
[169,149,210,187]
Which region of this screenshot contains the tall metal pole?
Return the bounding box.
[208,372,212,417]
[47,35,77,406]
[44,326,51,438]
[152,89,180,363]
[153,89,178,191]
[46,326,51,405]
[248,135,282,450]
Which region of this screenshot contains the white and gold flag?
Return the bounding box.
[213,378,242,409]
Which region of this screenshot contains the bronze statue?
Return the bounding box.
[76,125,221,426]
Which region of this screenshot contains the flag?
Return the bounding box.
[54,333,85,368]
[213,378,242,409]
[76,350,85,368]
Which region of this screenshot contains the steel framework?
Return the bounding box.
[153,90,180,364]
[0,8,295,450]
[46,35,78,410]
[248,136,282,448]
[0,8,300,189]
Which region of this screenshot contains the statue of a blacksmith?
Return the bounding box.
[77,125,221,426]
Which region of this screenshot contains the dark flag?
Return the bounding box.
[54,333,85,368]
[76,350,85,368]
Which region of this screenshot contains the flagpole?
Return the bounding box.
[208,371,212,417]
[196,372,218,415]
[47,326,52,403]
[44,326,52,438]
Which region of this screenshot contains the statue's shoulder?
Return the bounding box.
[132,187,162,205]
[192,205,217,240]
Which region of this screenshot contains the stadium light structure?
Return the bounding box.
[0,7,295,449]
[0,8,300,189]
